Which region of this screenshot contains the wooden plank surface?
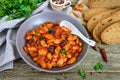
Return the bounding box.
[0,0,120,80]
[0,44,120,80]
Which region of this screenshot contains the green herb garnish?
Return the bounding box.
[40,35,44,40]
[63,49,67,54]
[48,27,54,34]
[94,61,103,71]
[59,48,67,54]
[0,0,46,20]
[59,49,63,53]
[78,70,87,79]
[37,42,41,46]
[48,27,52,31]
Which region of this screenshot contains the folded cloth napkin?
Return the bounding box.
[0,0,72,72]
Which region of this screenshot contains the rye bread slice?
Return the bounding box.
[87,9,119,32]
[88,0,120,8]
[93,10,120,42]
[101,22,120,45]
[84,8,110,21]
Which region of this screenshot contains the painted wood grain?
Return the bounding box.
[0,0,120,80]
[0,44,120,80]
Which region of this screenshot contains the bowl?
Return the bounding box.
[16,10,89,73]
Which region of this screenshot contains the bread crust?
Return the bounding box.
[101,22,120,44]
[93,10,120,42]
[87,9,118,32]
[84,8,110,21]
[88,0,120,8]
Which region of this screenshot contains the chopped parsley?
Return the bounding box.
[0,0,46,20]
[94,61,104,71]
[39,35,44,40]
[48,27,54,34]
[59,48,67,54]
[78,70,87,79]
[37,42,41,46]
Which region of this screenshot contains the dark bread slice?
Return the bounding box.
[87,9,119,32]
[84,8,110,21]
[101,22,120,45]
[93,10,120,42]
[88,0,120,8]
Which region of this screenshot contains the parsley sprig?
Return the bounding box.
[40,35,44,40]
[77,61,104,79]
[59,48,67,54]
[94,61,104,71]
[0,0,46,20]
[78,70,87,79]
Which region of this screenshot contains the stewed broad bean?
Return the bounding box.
[24,22,83,69]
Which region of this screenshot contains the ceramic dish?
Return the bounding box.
[16,10,89,73]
